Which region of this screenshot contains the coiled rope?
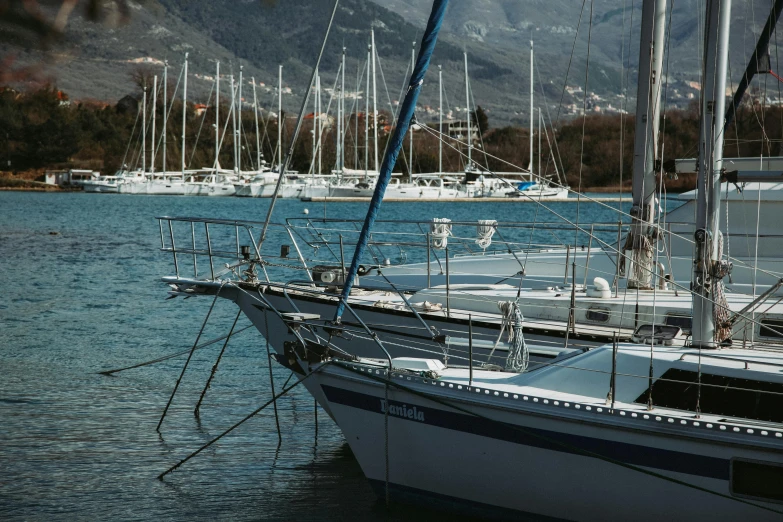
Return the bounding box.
[475,219,497,250]
[499,301,528,372]
[429,217,452,250]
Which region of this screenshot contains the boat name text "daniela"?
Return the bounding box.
[380,400,425,422]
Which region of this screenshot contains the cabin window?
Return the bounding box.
[635,368,783,423]
[731,459,783,503]
[665,314,692,330]
[759,320,783,339]
[585,308,610,323]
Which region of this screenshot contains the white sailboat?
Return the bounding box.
[152,1,783,519]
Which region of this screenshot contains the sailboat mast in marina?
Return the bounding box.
[253,77,261,171]
[162,61,167,173]
[624,0,667,290]
[692,0,733,347]
[529,40,533,180]
[364,45,370,177]
[141,83,146,173]
[372,29,378,173]
[214,62,220,170]
[409,40,415,178]
[151,75,157,172]
[438,64,443,174]
[181,53,188,175]
[464,51,471,168]
[237,66,243,174]
[278,65,283,172]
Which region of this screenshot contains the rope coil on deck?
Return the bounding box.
[499,300,529,372]
[475,219,497,250]
[429,218,452,250]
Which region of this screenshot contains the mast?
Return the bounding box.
[162,61,167,173]
[336,56,342,173]
[625,0,667,290]
[237,66,243,174]
[464,51,471,168]
[365,44,370,177]
[317,71,322,175]
[529,40,534,181]
[278,65,283,172]
[372,29,378,172]
[355,60,361,169]
[341,46,346,172]
[692,0,733,348]
[538,107,541,177]
[231,74,237,173]
[215,62,220,170]
[409,40,416,179]
[142,84,147,173]
[181,53,188,175]
[151,75,157,172]
[312,70,318,174]
[253,77,261,171]
[439,64,443,174]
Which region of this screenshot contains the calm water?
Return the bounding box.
[0,191,639,520]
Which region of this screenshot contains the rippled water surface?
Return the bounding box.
[0,191,642,520]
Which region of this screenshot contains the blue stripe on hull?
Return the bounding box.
[321,384,728,481]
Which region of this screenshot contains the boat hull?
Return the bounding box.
[303,363,783,521]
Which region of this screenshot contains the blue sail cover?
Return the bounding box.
[334,0,450,321]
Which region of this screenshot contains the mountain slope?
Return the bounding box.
[4,0,781,128]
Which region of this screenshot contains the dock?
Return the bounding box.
[301,196,633,203]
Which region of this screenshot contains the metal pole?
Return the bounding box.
[181,53,188,175]
[564,244,570,284]
[337,49,343,173]
[427,232,431,287]
[151,75,157,171]
[614,220,623,296]
[142,85,147,173]
[238,66,243,174]
[438,64,443,174]
[445,245,450,318]
[215,62,220,170]
[537,107,541,178]
[364,46,371,176]
[191,221,197,277]
[692,0,733,348]
[341,47,346,172]
[253,77,261,170]
[627,0,668,290]
[464,52,471,167]
[231,75,238,173]
[468,314,474,386]
[409,40,416,179]
[583,224,594,287]
[610,332,618,410]
[372,29,378,172]
[339,234,347,283]
[163,62,167,173]
[317,72,322,176]
[278,65,282,171]
[530,39,534,181]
